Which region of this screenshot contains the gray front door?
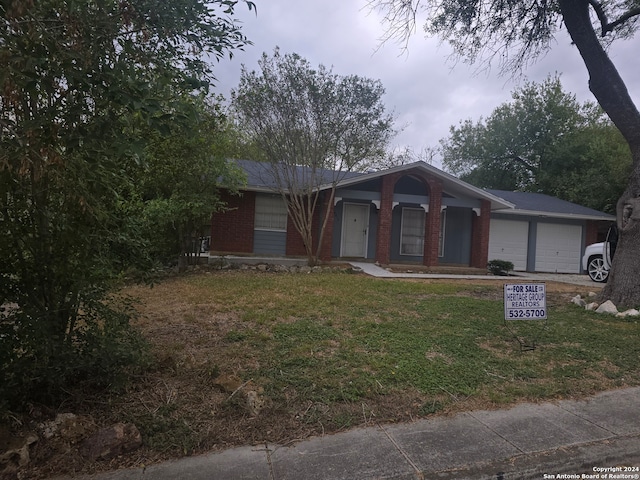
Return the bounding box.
[341,203,369,257]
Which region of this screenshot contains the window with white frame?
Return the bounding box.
[400,207,425,256]
[255,194,287,231]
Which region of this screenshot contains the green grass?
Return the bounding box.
[179,271,640,406]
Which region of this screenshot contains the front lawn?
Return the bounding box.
[29,269,640,477]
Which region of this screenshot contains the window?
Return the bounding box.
[255,194,287,231]
[439,209,446,257]
[400,207,425,256]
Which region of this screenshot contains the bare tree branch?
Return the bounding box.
[587,0,640,36]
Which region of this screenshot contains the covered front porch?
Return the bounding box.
[328,166,493,269]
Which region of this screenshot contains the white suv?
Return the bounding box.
[582,226,617,283]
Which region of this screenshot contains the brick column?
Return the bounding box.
[376,173,400,265]
[423,181,442,266]
[470,200,491,268]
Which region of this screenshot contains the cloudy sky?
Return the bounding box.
[212,0,640,167]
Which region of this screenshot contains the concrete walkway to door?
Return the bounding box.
[348,262,598,287]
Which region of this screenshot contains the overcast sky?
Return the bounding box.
[212,0,640,167]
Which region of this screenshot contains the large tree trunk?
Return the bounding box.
[559,0,640,308]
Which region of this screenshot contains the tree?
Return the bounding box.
[368,0,640,307]
[545,118,632,214]
[231,48,396,266]
[375,145,439,170]
[133,95,245,270]
[440,76,631,213]
[0,0,253,408]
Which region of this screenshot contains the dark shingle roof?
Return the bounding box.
[235,159,364,191]
[486,189,614,220]
[234,159,515,209]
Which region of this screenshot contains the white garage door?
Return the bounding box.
[535,223,582,273]
[488,219,529,271]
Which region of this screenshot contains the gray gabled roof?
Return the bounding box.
[486,189,615,221]
[234,159,514,210]
[235,159,363,191]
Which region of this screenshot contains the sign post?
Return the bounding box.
[503,283,547,350]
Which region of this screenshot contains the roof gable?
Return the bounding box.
[234,159,514,210]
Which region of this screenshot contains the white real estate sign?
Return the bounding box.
[504,283,547,320]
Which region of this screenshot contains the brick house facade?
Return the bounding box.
[211,161,517,269]
[210,160,614,272]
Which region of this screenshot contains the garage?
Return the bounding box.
[535,223,582,273]
[488,218,529,271]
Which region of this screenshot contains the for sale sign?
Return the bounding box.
[504,283,547,320]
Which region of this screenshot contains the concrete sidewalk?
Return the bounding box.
[349,262,499,280]
[349,262,598,287]
[55,387,640,480]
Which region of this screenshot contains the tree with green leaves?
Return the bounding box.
[441,76,631,214]
[231,48,396,266]
[137,95,246,270]
[369,0,640,307]
[547,120,631,214]
[0,0,253,408]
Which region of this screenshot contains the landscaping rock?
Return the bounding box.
[80,423,142,461]
[0,430,38,469]
[571,295,586,307]
[38,413,94,442]
[571,294,639,318]
[595,300,618,315]
[245,389,265,416]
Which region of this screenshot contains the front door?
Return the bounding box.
[341,203,369,257]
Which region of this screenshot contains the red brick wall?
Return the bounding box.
[210,190,255,254]
[318,191,335,262]
[286,191,334,260]
[285,211,307,256]
[585,220,599,245]
[470,200,491,269]
[375,173,401,265]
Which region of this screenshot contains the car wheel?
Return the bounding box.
[587,256,609,283]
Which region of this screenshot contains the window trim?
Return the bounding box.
[399,207,426,256]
